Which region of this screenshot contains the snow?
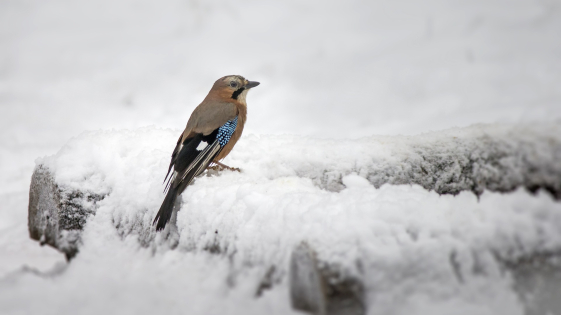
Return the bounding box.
[1,0,561,314]
[8,124,561,314]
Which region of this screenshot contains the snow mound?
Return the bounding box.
[26,122,561,314]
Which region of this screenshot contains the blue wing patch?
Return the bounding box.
[216,116,238,147]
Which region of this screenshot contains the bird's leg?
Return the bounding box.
[208,161,241,172]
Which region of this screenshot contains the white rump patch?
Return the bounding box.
[196,141,208,151]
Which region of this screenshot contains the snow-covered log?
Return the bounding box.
[27,123,561,314]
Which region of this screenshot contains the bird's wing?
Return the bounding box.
[164,130,221,193]
[164,101,237,184]
[163,113,238,193]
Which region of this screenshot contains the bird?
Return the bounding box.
[153,75,260,231]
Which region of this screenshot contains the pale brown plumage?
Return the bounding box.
[153,75,259,231]
[180,76,250,161]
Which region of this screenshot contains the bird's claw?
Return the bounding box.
[208,163,241,173]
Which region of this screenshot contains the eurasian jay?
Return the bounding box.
[153,75,260,231]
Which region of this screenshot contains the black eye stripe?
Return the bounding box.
[231,87,245,100]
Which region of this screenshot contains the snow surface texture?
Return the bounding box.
[19,123,561,315]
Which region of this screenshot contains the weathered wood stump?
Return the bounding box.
[290,243,364,315]
[28,165,106,259]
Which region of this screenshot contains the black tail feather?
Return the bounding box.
[153,186,179,231]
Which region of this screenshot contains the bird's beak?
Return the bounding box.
[245,81,260,89]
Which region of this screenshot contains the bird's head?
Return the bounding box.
[208,75,260,103]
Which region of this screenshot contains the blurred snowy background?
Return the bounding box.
[1,0,561,314]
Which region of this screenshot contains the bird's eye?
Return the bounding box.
[230,81,238,88]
